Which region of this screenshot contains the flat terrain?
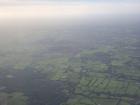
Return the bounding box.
[0,16,140,105]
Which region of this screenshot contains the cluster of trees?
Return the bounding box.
[35,45,140,105]
[0,92,28,105]
[0,39,139,105]
[0,27,139,105]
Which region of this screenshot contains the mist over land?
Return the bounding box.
[0,1,140,105]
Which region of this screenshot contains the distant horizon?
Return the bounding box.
[0,0,140,19]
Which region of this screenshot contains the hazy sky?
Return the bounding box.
[0,0,140,19]
[0,0,140,4]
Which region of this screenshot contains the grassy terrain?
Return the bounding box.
[0,18,140,105]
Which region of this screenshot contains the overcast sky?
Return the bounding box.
[0,0,140,4]
[0,0,140,19]
[1,0,139,3]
